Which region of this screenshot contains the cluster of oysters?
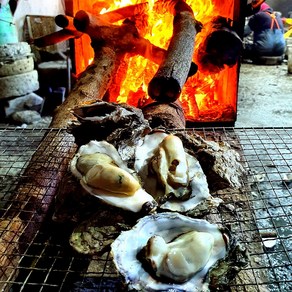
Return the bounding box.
[63,101,247,291]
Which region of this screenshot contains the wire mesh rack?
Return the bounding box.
[0,127,291,292]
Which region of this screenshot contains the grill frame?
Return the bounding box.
[0,127,291,291]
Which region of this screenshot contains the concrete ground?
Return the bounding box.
[236,61,292,127]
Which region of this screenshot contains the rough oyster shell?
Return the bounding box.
[68,100,151,162]
[134,131,211,212]
[70,140,157,213]
[111,212,229,291]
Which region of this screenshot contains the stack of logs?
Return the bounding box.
[32,0,242,129]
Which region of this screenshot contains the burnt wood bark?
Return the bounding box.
[33,29,83,47]
[73,10,167,64]
[72,10,198,71]
[33,15,82,48]
[142,100,185,129]
[147,1,197,103]
[55,14,75,30]
[195,16,242,74]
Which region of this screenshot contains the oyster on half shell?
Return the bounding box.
[151,134,190,199]
[134,131,211,212]
[70,140,157,213]
[111,212,230,291]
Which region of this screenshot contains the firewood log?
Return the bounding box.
[147,1,197,103]
[33,15,82,48]
[72,10,197,72]
[49,4,199,128]
[73,10,162,57]
[55,14,75,30]
[194,16,242,74]
[142,100,185,129]
[33,29,83,48]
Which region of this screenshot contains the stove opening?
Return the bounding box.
[69,0,246,126]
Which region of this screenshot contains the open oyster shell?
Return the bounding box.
[70,140,157,213]
[111,212,230,291]
[134,131,212,212]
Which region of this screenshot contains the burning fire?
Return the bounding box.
[73,0,239,123]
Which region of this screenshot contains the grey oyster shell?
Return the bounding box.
[68,100,151,162]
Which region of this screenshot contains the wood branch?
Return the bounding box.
[73,10,166,62]
[99,2,148,23]
[91,0,173,24]
[55,14,75,30]
[96,0,189,23]
[50,46,117,128]
[33,29,83,48]
[32,15,82,48]
[147,1,197,102]
[73,10,197,73]
[142,100,185,129]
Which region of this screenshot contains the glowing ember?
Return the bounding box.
[73,0,239,123]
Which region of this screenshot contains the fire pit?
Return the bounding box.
[34,0,247,128]
[2,1,291,291]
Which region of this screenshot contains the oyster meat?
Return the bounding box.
[70,140,157,213]
[134,131,211,212]
[139,230,224,283]
[151,134,190,199]
[111,212,230,291]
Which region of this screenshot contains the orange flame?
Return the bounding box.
[73,0,239,123]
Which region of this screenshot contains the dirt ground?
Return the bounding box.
[236,61,292,127]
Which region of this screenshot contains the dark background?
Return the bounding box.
[266,0,292,17]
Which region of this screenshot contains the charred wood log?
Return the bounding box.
[86,0,180,24]
[33,29,83,48]
[147,1,197,103]
[73,9,166,63]
[73,10,197,72]
[98,2,149,23]
[194,16,242,74]
[33,15,82,48]
[55,14,76,30]
[0,217,23,287]
[142,100,186,129]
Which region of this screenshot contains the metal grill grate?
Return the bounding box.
[0,127,291,291]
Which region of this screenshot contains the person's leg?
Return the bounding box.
[242,43,255,61]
